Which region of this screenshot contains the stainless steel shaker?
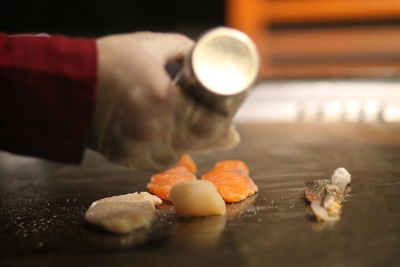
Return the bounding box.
[173,27,260,117]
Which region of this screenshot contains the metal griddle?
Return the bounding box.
[1,123,400,266]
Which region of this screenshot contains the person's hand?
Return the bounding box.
[91,32,240,171]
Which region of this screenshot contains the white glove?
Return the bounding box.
[91,32,240,171]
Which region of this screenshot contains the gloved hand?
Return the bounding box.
[91,32,240,171]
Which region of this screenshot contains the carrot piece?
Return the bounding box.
[202,160,257,203]
[147,166,196,201]
[174,154,197,174]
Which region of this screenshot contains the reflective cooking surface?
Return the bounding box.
[1,124,400,266]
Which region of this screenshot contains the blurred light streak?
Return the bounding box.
[383,104,400,122]
[235,79,400,123]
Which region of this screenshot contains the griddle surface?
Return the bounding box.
[1,124,400,266]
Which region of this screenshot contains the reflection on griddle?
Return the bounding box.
[170,215,227,247]
[84,226,149,250]
[168,193,258,247]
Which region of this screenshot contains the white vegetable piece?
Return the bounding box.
[331,167,351,190]
[85,192,162,234]
[169,180,227,217]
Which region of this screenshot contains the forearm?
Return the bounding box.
[0,33,97,162]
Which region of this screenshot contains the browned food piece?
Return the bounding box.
[305,167,352,222]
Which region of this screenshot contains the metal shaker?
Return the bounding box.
[173,27,260,117]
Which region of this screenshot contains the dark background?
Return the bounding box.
[0,0,225,37]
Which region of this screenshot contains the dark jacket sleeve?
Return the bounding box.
[0,33,97,163]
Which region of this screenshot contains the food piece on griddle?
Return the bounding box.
[147,166,197,201]
[213,160,249,175]
[84,192,162,234]
[304,179,330,202]
[203,173,258,203]
[85,201,155,234]
[331,167,351,191]
[304,167,351,222]
[169,180,226,217]
[174,154,197,174]
[202,160,258,203]
[130,191,163,205]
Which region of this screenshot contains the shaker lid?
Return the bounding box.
[191,27,260,96]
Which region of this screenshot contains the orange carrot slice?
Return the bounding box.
[174,154,197,174]
[147,166,196,201]
[202,160,257,203]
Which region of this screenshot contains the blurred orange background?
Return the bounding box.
[226,0,400,79]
